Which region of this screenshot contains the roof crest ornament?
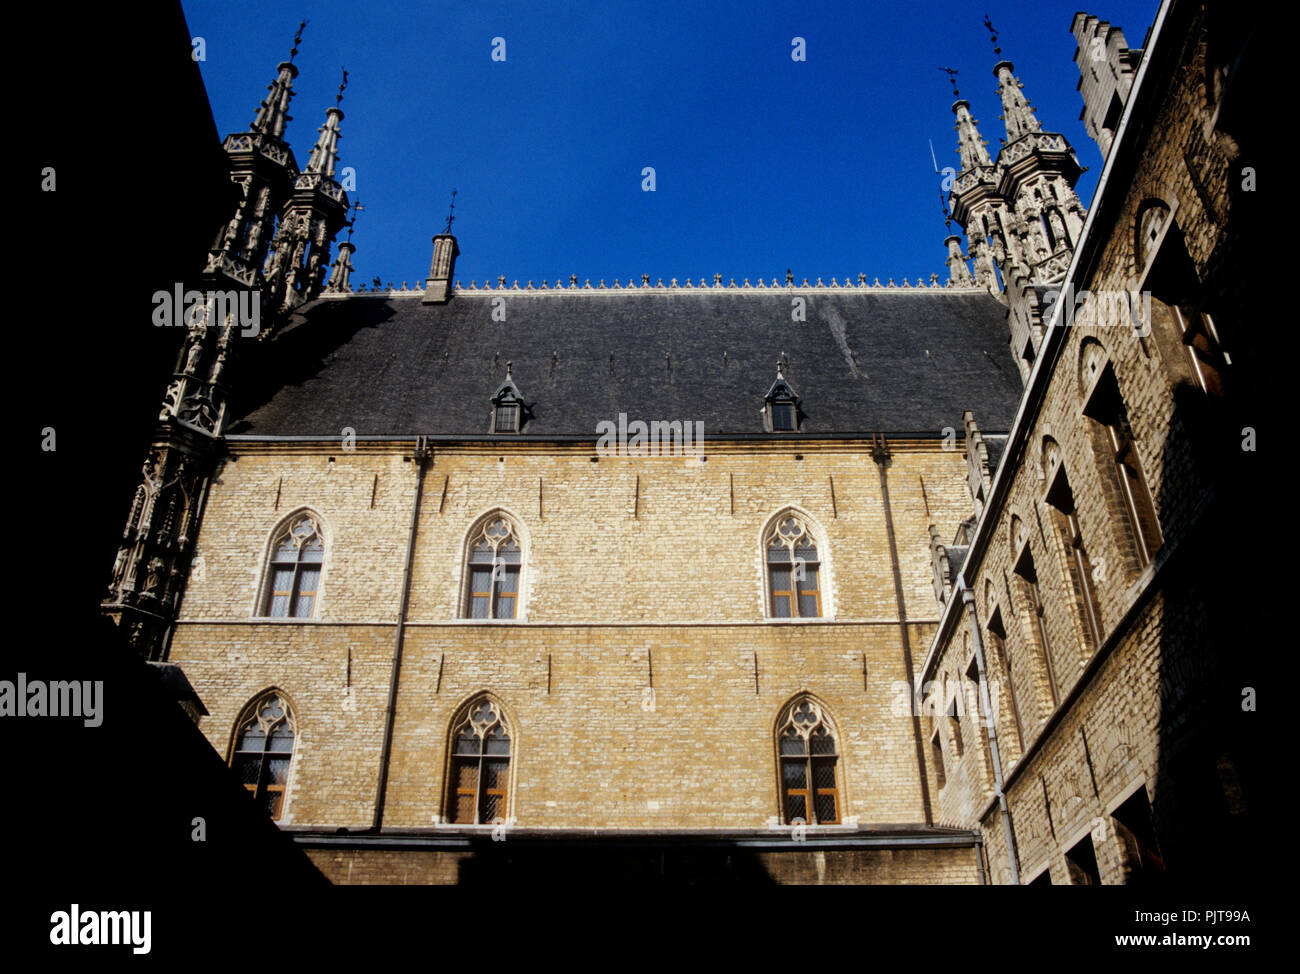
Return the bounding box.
[443,189,457,235]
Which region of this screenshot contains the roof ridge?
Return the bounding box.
[326,273,992,298]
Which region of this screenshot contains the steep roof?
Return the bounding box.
[228,288,1023,438]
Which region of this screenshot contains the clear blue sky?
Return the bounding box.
[182,0,1160,288]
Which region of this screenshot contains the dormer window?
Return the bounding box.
[493,403,519,433]
[489,361,525,434]
[771,401,796,431]
[764,361,800,433]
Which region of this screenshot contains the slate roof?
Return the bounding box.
[228,289,1023,438]
[984,433,1010,477]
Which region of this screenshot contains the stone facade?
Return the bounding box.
[104,0,1259,885]
[921,0,1258,885]
[170,443,970,841]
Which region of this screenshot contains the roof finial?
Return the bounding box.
[505,360,512,379]
[345,199,364,242]
[336,67,349,105]
[940,67,961,99]
[443,189,457,234]
[983,14,1002,58]
[289,18,308,63]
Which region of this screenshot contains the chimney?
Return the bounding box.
[422,233,459,304]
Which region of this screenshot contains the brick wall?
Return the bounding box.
[169,440,980,863]
[923,1,1255,884]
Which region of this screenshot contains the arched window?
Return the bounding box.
[463,513,523,619]
[765,512,822,618]
[445,697,512,824]
[985,587,1025,752]
[261,512,325,618]
[776,698,840,825]
[1079,345,1163,570]
[1011,527,1060,712]
[230,690,296,820]
[1042,439,1104,654]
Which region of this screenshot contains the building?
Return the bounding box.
[99,0,1259,884]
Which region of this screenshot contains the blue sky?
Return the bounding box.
[182,0,1160,289]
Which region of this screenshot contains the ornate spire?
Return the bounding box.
[326,200,363,294]
[304,74,346,177]
[953,99,992,171]
[982,16,1042,144]
[945,235,973,286]
[263,66,352,319]
[993,62,1043,144]
[250,21,306,141]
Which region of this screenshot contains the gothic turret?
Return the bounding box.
[946,73,1008,294]
[942,17,1094,384]
[263,70,352,321]
[105,25,356,662]
[984,18,1086,285]
[205,22,306,289]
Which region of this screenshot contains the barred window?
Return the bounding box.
[777,698,840,825]
[231,691,295,820]
[765,514,822,619]
[464,514,522,619]
[262,513,325,618]
[445,698,512,825]
[493,403,520,433]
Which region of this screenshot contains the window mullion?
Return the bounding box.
[476,750,486,823]
[789,543,800,618]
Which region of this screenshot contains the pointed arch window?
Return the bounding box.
[262,513,324,618]
[230,691,295,820]
[777,699,840,824]
[445,698,512,824]
[1043,441,1104,654]
[766,513,822,618]
[464,515,522,619]
[1080,351,1163,569]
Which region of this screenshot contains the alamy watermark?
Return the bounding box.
[595,413,705,457]
[1042,283,1152,336]
[49,905,150,954]
[151,285,260,338]
[890,675,1003,730]
[0,673,102,727]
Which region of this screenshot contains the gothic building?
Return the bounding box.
[101,0,1258,884]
